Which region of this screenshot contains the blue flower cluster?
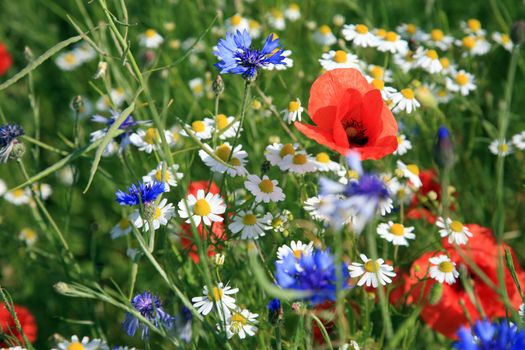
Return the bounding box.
[122,291,174,339]
[115,181,165,206]
[0,123,24,163]
[275,248,349,305]
[454,319,525,350]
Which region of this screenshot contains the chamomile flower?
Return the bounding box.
[139,29,163,49]
[130,128,173,153]
[492,32,514,51]
[377,31,408,54]
[319,50,360,71]
[396,23,425,40]
[457,35,491,56]
[393,51,416,73]
[304,196,332,222]
[436,217,473,245]
[131,198,175,231]
[225,14,249,33]
[377,222,415,246]
[268,9,286,30]
[178,189,226,226]
[396,161,422,188]
[110,216,133,239]
[143,162,183,192]
[205,114,240,139]
[53,336,108,350]
[385,176,414,204]
[429,255,459,285]
[95,88,127,111]
[18,228,38,246]
[414,49,443,74]
[248,20,262,39]
[461,18,486,36]
[392,88,420,114]
[192,283,238,317]
[489,139,512,157]
[366,64,393,82]
[276,240,314,262]
[342,24,378,48]
[394,134,412,155]
[73,42,97,63]
[188,77,205,98]
[348,254,396,288]
[282,151,317,174]
[265,143,299,168]
[181,119,214,140]
[512,132,525,150]
[55,51,81,71]
[313,25,337,46]
[281,99,304,124]
[4,188,31,205]
[370,79,398,101]
[284,3,301,21]
[228,210,272,240]
[199,143,248,177]
[313,152,341,172]
[223,308,258,339]
[438,57,456,75]
[446,70,476,96]
[425,29,454,50]
[244,175,285,203]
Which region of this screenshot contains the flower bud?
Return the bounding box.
[10,143,25,161]
[94,61,107,79]
[429,282,443,305]
[214,253,225,266]
[267,298,282,324]
[212,75,225,97]
[511,20,525,46]
[71,95,84,114]
[434,126,455,170]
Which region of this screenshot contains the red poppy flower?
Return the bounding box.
[295,68,398,160]
[311,301,337,343]
[395,224,525,338]
[0,303,37,346]
[0,43,12,76]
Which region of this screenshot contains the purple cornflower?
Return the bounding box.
[0,123,24,163]
[122,291,174,339]
[454,319,525,350]
[115,181,165,206]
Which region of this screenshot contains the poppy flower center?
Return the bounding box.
[279,143,296,157]
[288,100,301,112]
[343,120,368,146]
[231,14,242,26]
[243,214,257,225]
[215,114,229,129]
[406,24,417,34]
[364,260,380,273]
[426,50,439,60]
[431,29,444,41]
[192,121,206,133]
[145,128,160,145]
[455,73,469,86]
[355,24,369,34]
[440,57,450,68]
[155,170,171,182]
[372,78,385,90]
[467,19,481,31]
[194,199,211,216]
[145,29,157,38]
[67,343,85,350]
[208,287,223,301]
[390,223,405,236]
[385,31,398,42]
[333,50,348,63]
[292,154,308,165]
[401,89,415,99]
[450,221,464,232]
[462,36,476,49]
[316,152,330,163]
[438,261,454,273]
[319,25,331,35]
[259,179,274,193]
[119,218,130,229]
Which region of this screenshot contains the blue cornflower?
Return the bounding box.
[115,181,165,206]
[275,248,349,305]
[90,110,143,153]
[214,30,286,79]
[454,319,525,350]
[434,125,455,169]
[122,291,174,339]
[267,298,282,324]
[0,123,24,163]
[173,306,193,343]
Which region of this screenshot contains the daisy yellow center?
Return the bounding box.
[462,36,476,49]
[249,20,260,29]
[13,189,25,197]
[215,114,229,129]
[208,287,223,301]
[192,120,206,133]
[390,223,405,236]
[271,9,283,18]
[333,50,347,63]
[215,144,232,162]
[401,88,415,99]
[375,28,387,38]
[440,57,450,68]
[194,199,211,216]
[407,164,419,176]
[67,343,85,350]
[65,53,77,64]
[293,249,304,259]
[348,169,359,179]
[231,312,247,325]
[252,100,262,109]
[192,83,204,94]
[364,260,380,273]
[385,31,398,42]
[272,218,283,227]
[319,25,331,35]
[438,261,454,273]
[406,24,417,34]
[119,218,131,230]
[259,179,274,193]
[289,3,300,10]
[316,152,330,163]
[467,19,481,32]
[145,128,159,145]
[355,24,369,34]
[288,100,301,112]
[370,66,384,79]
[155,170,170,182]
[231,14,242,26]
[431,29,444,41]
[372,78,385,90]
[243,214,257,225]
[397,135,403,144]
[501,34,510,44]
[455,73,469,86]
[450,221,464,233]
[426,50,438,60]
[145,29,157,38]
[293,154,308,165]
[22,229,37,240]
[498,143,509,153]
[230,157,241,166]
[153,207,162,220]
[279,143,296,158]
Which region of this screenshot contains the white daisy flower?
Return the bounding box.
[32,183,52,200]
[244,175,285,203]
[370,79,398,101]
[4,188,31,205]
[312,152,341,172]
[319,50,360,71]
[489,139,512,157]
[281,99,303,124]
[225,14,249,33]
[192,282,238,317]
[95,88,127,111]
[178,189,226,227]
[431,84,453,105]
[394,134,412,155]
[393,51,416,73]
[139,29,164,48]
[377,31,408,54]
[436,217,473,245]
[396,161,422,188]
[424,29,454,50]
[143,162,183,192]
[460,19,486,36]
[342,24,378,48]
[189,77,205,98]
[130,128,173,153]
[396,23,424,40]
[492,32,514,52]
[313,25,337,46]
[281,151,317,174]
[284,3,301,21]
[181,119,214,140]
[303,196,332,221]
[385,176,414,205]
[392,88,420,114]
[512,132,525,150]
[377,221,415,246]
[429,255,459,285]
[265,143,299,169]
[366,64,393,83]
[446,70,476,96]
[199,143,248,177]
[55,51,82,71]
[131,198,175,231]
[223,308,259,339]
[53,335,109,350]
[110,216,133,239]
[414,48,443,74]
[73,42,97,63]
[438,57,456,75]
[348,254,396,288]
[456,35,491,56]
[229,211,272,240]
[18,228,38,246]
[205,114,240,139]
[268,9,286,30]
[276,240,314,262]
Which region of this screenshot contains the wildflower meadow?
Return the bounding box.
[2,0,525,349]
